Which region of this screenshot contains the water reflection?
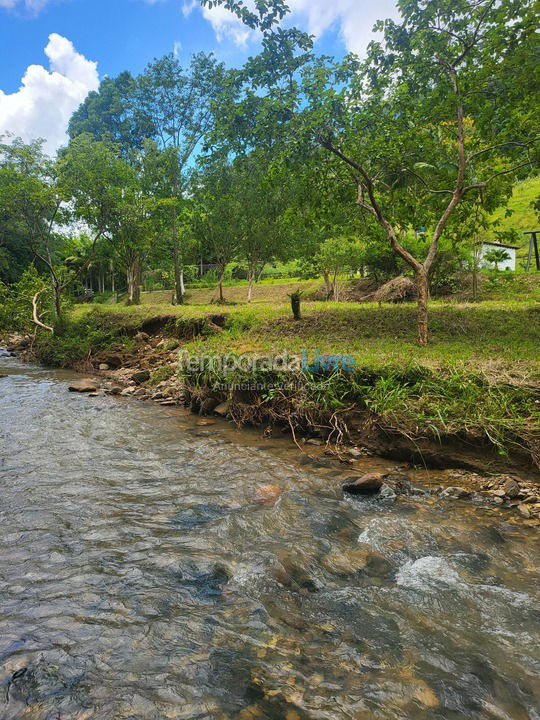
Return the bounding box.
[0,354,539,719]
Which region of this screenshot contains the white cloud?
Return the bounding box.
[0,0,52,12]
[195,0,400,56]
[289,0,399,56]
[0,33,99,154]
[201,5,252,47]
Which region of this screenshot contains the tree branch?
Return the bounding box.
[464,161,533,192]
[31,289,53,333]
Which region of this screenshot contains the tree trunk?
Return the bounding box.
[218,266,225,303]
[416,268,429,346]
[247,261,257,303]
[126,259,141,305]
[172,246,184,305]
[323,271,332,300]
[52,281,61,319]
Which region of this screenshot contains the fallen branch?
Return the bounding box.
[31,290,54,333]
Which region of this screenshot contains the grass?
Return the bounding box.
[68,288,540,379]
[30,277,540,464]
[490,176,540,242]
[139,279,320,306]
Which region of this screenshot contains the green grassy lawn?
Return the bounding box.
[139,279,320,306]
[70,294,540,381]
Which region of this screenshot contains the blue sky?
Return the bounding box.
[0,0,399,152]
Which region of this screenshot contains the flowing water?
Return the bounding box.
[0,352,539,720]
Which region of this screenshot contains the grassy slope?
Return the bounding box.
[71,294,540,381]
[489,176,540,264]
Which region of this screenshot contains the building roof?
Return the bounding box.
[480,241,519,250]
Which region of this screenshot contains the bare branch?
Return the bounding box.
[31,290,53,333]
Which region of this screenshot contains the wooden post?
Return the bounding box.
[524,231,540,272]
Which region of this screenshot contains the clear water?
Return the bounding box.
[0,352,539,719]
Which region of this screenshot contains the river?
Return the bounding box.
[0,352,539,719]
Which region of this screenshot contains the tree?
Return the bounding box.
[0,137,68,323]
[134,53,228,303]
[485,247,511,271]
[315,236,364,301]
[68,72,151,153]
[198,0,539,344]
[230,153,292,302]
[192,162,242,303]
[60,134,158,306]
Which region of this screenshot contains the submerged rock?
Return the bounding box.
[321,547,371,575]
[252,484,282,504]
[68,379,97,393]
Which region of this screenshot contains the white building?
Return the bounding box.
[478,241,518,271]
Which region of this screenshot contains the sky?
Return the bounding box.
[0,0,400,154]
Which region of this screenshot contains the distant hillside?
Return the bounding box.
[489,175,539,243]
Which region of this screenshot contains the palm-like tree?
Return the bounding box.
[485,248,511,271]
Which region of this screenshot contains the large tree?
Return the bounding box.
[200,0,539,344]
[134,53,228,303]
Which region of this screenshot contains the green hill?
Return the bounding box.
[489,175,539,241]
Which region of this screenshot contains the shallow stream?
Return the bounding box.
[0,352,539,719]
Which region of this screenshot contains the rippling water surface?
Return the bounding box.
[1,352,539,719]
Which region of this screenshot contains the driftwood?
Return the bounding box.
[31,290,54,333]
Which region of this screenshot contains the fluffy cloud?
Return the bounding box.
[195,0,400,55]
[0,0,51,12]
[0,33,99,154]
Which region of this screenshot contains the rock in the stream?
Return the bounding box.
[501,478,520,499]
[108,386,123,396]
[518,504,531,518]
[379,483,398,500]
[98,363,110,371]
[322,547,371,575]
[200,397,220,416]
[342,473,385,495]
[348,447,365,459]
[131,370,150,384]
[68,379,98,393]
[214,401,230,417]
[440,486,471,499]
[252,484,282,504]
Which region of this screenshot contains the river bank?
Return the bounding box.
[4,302,540,525]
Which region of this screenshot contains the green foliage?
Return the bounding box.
[0,267,49,332]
